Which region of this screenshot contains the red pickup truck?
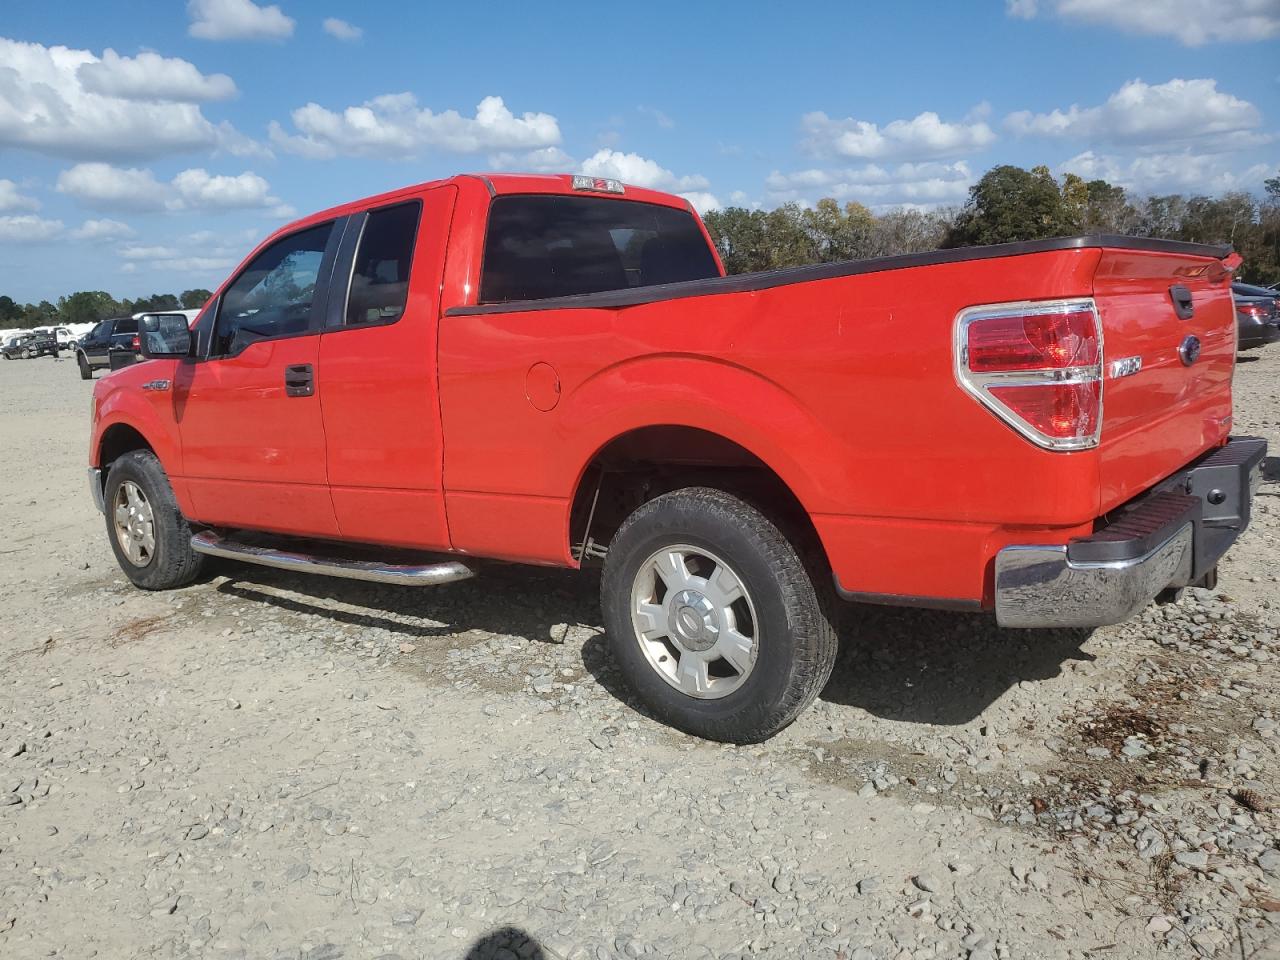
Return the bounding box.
[89,173,1266,742]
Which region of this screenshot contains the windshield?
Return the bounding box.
[480,195,720,303]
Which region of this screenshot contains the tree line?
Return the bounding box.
[703,164,1280,286]
[0,289,213,331]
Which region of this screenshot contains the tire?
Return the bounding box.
[600,486,837,743]
[77,353,92,380]
[22,349,32,359]
[103,450,205,590]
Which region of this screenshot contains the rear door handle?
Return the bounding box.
[285,363,314,397]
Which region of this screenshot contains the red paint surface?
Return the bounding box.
[92,174,1239,608]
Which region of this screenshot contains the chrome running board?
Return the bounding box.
[191,531,475,587]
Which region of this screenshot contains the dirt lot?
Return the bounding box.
[1,350,1278,960]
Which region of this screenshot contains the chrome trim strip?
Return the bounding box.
[994,524,1193,629]
[88,467,104,513]
[190,531,476,586]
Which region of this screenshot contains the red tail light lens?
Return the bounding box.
[130,334,140,351]
[956,300,1103,450]
[966,309,1099,371]
[1238,303,1267,323]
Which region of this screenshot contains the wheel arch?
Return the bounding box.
[566,423,829,571]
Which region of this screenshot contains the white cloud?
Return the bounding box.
[269,94,561,159]
[1005,78,1266,150]
[171,168,273,209]
[119,244,176,260]
[766,161,975,209]
[77,48,236,102]
[578,149,717,210]
[0,37,247,160]
[322,18,362,41]
[0,179,39,212]
[71,218,137,241]
[579,149,709,191]
[1058,150,1274,195]
[0,215,64,243]
[801,109,996,161]
[188,0,295,41]
[1009,0,1280,46]
[57,163,169,211]
[489,146,575,173]
[57,162,283,213]
[680,192,721,215]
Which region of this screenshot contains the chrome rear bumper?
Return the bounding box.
[994,436,1266,629]
[995,525,1193,628]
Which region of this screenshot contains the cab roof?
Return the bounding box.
[274,173,695,242]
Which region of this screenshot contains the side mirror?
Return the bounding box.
[139,314,192,359]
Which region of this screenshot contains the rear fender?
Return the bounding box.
[563,354,838,517]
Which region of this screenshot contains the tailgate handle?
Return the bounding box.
[1169,284,1194,320]
[284,363,314,398]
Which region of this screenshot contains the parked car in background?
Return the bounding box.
[52,326,76,351]
[3,330,59,359]
[74,316,139,378]
[1232,282,1280,351]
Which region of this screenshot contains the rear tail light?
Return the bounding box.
[956,299,1103,450]
[1238,303,1268,323]
[130,334,140,351]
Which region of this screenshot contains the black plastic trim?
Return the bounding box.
[1067,493,1201,564]
[832,580,984,612]
[444,234,1233,317]
[1169,284,1194,320]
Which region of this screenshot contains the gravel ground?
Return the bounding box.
[1,350,1278,960]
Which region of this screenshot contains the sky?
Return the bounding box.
[1,0,1278,303]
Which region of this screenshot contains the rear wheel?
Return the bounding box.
[77,353,92,380]
[601,486,837,743]
[104,450,205,590]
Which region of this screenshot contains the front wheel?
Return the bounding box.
[103,450,205,590]
[600,487,837,743]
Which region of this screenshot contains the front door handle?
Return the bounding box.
[285,364,314,397]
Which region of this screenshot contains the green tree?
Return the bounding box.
[943,165,1073,247]
[181,288,213,309]
[57,291,123,324]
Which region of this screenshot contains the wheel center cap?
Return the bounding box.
[668,589,719,652]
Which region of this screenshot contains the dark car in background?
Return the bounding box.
[1233,282,1280,351]
[2,330,59,360]
[74,316,139,379]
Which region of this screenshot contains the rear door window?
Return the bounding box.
[479,195,720,303]
[344,201,421,325]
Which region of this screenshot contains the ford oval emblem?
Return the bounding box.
[1179,335,1201,366]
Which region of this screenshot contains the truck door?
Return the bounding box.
[315,186,456,548]
[172,219,343,537]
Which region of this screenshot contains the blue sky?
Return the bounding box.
[1,0,1277,302]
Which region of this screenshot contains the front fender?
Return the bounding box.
[91,364,189,510]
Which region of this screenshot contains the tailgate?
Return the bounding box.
[1093,246,1237,512]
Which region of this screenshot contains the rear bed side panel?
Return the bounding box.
[439,248,1108,592]
[1091,250,1235,513]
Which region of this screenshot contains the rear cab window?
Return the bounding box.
[343,201,421,326]
[479,195,720,304]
